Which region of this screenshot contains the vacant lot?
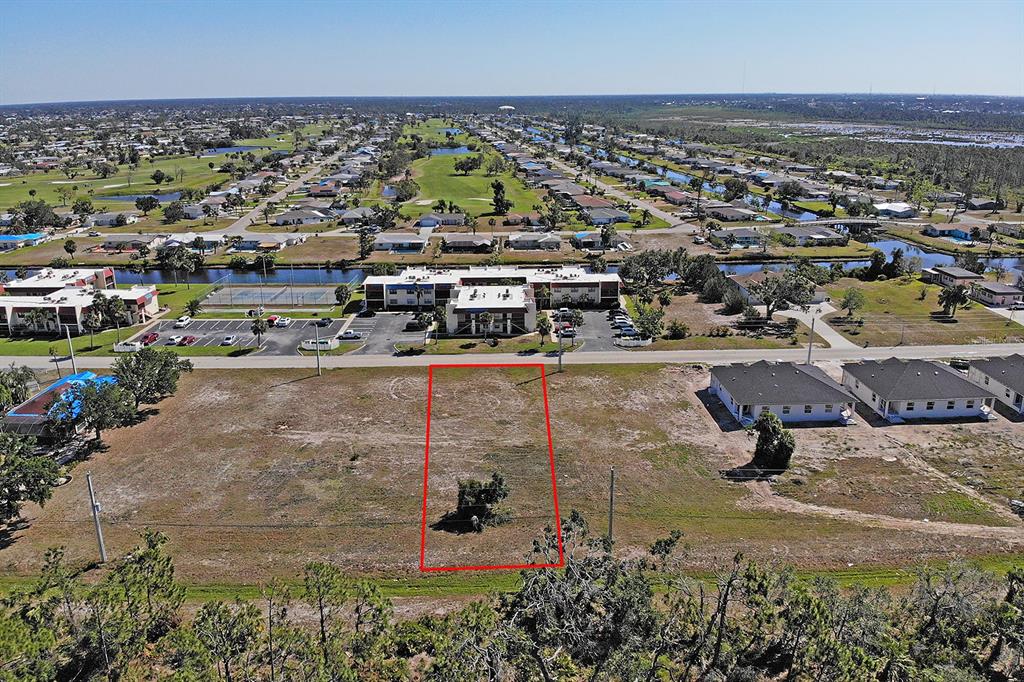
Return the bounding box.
[404,152,542,219]
[423,366,558,568]
[2,365,1021,587]
[825,277,1024,346]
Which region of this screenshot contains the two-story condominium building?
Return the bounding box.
[444,285,537,336]
[710,361,857,425]
[363,265,621,312]
[0,285,159,335]
[841,358,996,423]
[968,355,1024,415]
[0,267,116,296]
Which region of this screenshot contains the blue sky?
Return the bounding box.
[1,0,1022,104]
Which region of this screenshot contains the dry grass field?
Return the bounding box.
[1,364,1022,589]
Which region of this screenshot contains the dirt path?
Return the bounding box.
[744,482,1024,543]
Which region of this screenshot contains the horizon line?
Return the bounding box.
[3,91,1023,108]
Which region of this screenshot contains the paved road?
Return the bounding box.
[23,342,1024,371]
[224,148,347,238]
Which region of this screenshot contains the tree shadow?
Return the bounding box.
[721,461,776,482]
[429,512,483,535]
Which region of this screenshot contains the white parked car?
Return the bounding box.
[167,335,183,345]
[173,315,191,328]
[113,341,144,353]
[274,317,292,328]
[1010,301,1024,310]
[339,330,362,340]
[221,335,238,346]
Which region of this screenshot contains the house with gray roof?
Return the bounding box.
[585,207,630,225]
[440,234,494,253]
[968,355,1024,415]
[710,361,857,425]
[374,233,425,253]
[970,281,1024,308]
[841,358,996,423]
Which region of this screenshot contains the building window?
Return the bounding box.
[871,392,876,402]
[984,376,990,385]
[804,405,812,414]
[782,406,791,414]
[760,406,769,413]
[825,404,833,413]
[946,400,955,410]
[907,402,915,411]
[926,401,935,410]
[966,400,975,409]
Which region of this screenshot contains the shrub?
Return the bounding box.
[721,289,746,314]
[666,320,689,339]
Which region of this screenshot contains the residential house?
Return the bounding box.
[572,195,616,210]
[85,211,140,227]
[873,202,917,218]
[926,266,985,288]
[274,209,332,226]
[585,207,630,225]
[967,197,1000,211]
[507,233,562,251]
[771,225,847,247]
[841,358,996,423]
[337,206,375,225]
[571,231,624,250]
[706,206,759,222]
[924,225,972,240]
[99,234,167,252]
[710,361,857,425]
[0,233,47,251]
[727,271,829,304]
[417,212,466,227]
[440,234,494,253]
[711,228,762,248]
[968,355,1024,415]
[971,281,1024,307]
[374,233,426,253]
[663,190,691,206]
[502,212,544,228]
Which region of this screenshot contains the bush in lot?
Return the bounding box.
[436,472,511,533]
[666,320,689,339]
[708,325,733,337]
[721,288,746,314]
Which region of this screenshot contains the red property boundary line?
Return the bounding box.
[419,363,565,572]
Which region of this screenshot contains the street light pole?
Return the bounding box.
[313,321,322,377]
[86,473,108,564]
[65,325,78,374]
[805,309,818,365]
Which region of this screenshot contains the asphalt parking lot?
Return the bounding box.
[573,310,621,352]
[351,312,425,355]
[141,317,346,355]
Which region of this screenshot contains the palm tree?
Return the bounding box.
[185,297,204,318]
[478,311,494,341]
[22,309,46,336]
[83,310,104,349]
[250,317,269,349]
[938,284,970,319]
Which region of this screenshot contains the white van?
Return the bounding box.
[173,315,192,328]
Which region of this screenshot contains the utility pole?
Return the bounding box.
[805,314,816,365]
[557,325,564,373]
[313,321,322,377]
[607,466,615,546]
[899,323,906,345]
[86,473,108,563]
[65,325,78,374]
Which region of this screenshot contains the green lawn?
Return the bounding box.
[825,277,1024,346]
[402,152,543,219]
